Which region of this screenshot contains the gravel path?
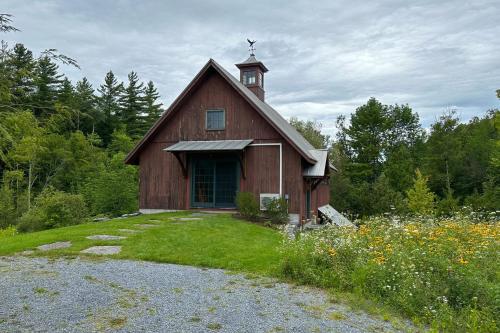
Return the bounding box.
[0,256,407,333]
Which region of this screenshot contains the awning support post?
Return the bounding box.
[172,152,188,178]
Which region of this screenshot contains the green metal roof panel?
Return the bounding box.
[165,139,253,152]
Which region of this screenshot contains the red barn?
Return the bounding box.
[125,55,333,221]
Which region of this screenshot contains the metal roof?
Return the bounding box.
[165,139,253,152]
[235,55,269,72]
[318,204,355,227]
[212,60,316,162]
[303,149,329,177]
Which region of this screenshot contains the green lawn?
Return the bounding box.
[0,212,283,275]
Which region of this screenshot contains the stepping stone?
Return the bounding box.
[21,250,35,255]
[118,229,142,234]
[134,224,159,228]
[37,241,72,251]
[85,235,127,241]
[169,217,202,221]
[80,246,121,255]
[148,219,162,223]
[93,217,110,222]
[190,213,211,217]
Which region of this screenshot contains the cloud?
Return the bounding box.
[3,0,499,137]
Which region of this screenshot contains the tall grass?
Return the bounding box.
[279,215,499,332]
[0,226,17,238]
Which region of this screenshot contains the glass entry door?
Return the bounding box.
[191,157,239,208]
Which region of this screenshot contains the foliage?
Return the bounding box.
[264,197,289,224]
[0,225,17,238]
[81,152,138,216]
[17,187,88,232]
[0,17,159,233]
[236,191,260,220]
[406,169,436,216]
[332,98,425,216]
[0,184,15,229]
[279,216,499,332]
[289,117,330,149]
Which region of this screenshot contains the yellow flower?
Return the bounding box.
[328,247,337,257]
[359,225,370,235]
[457,257,469,265]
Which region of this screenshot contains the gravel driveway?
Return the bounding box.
[0,256,407,333]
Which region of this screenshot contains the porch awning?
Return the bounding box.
[164,139,253,152]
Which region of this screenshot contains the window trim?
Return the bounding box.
[205,109,225,131]
[242,70,257,85]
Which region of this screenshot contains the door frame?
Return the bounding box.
[190,154,240,208]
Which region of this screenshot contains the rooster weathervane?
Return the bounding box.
[247,39,256,56]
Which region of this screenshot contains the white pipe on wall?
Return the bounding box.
[248,143,283,196]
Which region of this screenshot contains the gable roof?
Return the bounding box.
[124,59,317,165]
[303,149,338,177]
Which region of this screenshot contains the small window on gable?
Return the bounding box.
[206,109,225,130]
[242,70,256,85]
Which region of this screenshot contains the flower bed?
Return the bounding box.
[279,216,499,332]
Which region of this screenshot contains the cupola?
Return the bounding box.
[235,54,268,101]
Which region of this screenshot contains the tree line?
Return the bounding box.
[292,97,499,217]
[0,14,162,230]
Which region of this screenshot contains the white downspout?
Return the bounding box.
[248,143,282,196]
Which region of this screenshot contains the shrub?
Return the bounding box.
[18,187,88,232]
[279,216,499,332]
[0,185,16,229]
[264,197,289,224]
[406,169,436,216]
[81,152,138,216]
[236,192,260,220]
[0,225,17,238]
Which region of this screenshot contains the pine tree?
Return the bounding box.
[406,169,436,216]
[74,77,97,133]
[119,71,145,138]
[143,80,163,130]
[33,56,63,118]
[9,43,36,106]
[58,77,75,106]
[96,71,123,146]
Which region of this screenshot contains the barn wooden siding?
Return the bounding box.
[312,182,330,213]
[138,68,307,216]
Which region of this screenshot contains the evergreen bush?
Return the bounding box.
[18,187,88,232]
[264,197,289,224]
[236,192,260,220]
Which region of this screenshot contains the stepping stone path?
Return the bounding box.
[118,229,142,234]
[36,241,72,252]
[80,246,121,255]
[85,235,127,241]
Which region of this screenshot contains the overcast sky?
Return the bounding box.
[3,0,499,136]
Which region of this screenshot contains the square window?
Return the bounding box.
[206,109,225,130]
[243,71,256,85]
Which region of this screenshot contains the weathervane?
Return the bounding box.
[247,38,256,56]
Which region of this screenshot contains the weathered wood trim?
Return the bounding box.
[172,152,188,178]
